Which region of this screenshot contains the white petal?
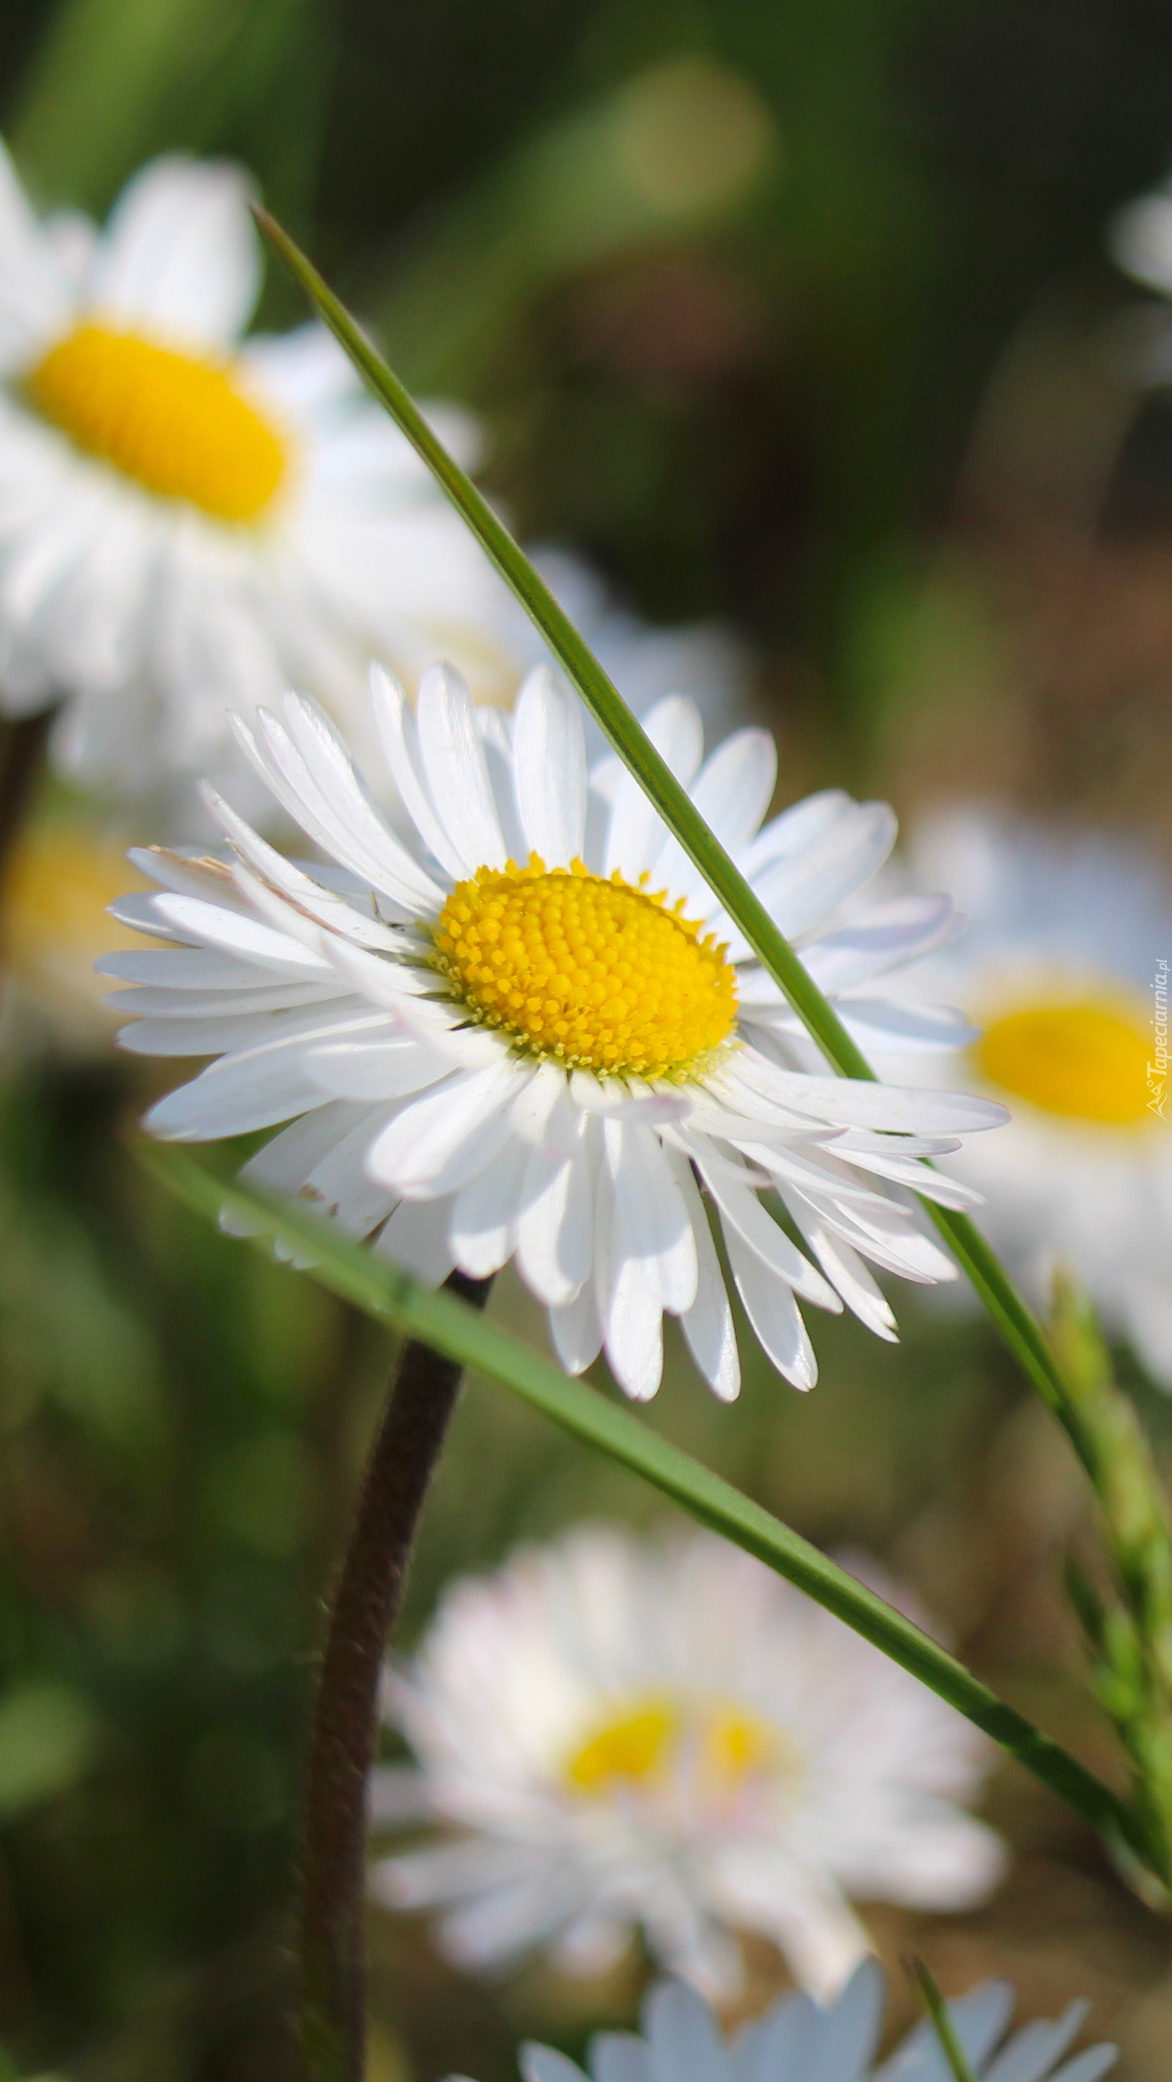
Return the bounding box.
[450,1137,531,1278]
[415,664,507,872]
[511,666,587,866]
[516,1108,593,1306]
[145,1053,331,1141]
[235,708,442,917]
[699,1161,840,1309]
[836,1146,982,1209]
[791,1190,956,1286]
[666,1148,740,1400]
[90,155,259,349]
[644,1981,730,2082]
[0,139,72,363]
[802,892,959,992]
[365,1062,522,1198]
[203,784,406,953]
[548,1278,603,1375]
[307,1035,451,1102]
[738,789,852,879]
[834,1000,978,1053]
[600,695,704,878]
[790,1215,898,1341]
[236,1099,370,1197]
[596,1161,663,1398]
[606,1119,697,1313]
[369,663,468,880]
[719,1051,1008,1137]
[148,894,332,976]
[724,1227,817,1388]
[301,1112,401,1236]
[748,802,897,943]
[648,726,776,913]
[374,1198,454,1285]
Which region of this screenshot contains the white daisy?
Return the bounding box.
[101,667,1006,1399]
[370,1526,1005,2002]
[511,1963,1116,2082]
[899,810,1172,1386]
[0,143,513,810]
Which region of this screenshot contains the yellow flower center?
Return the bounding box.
[975,996,1153,1125]
[25,323,288,522]
[564,1694,781,1797]
[432,854,737,1079]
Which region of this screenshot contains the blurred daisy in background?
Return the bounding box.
[102,669,1005,1400]
[509,1963,1115,2082]
[2,819,153,1048]
[0,145,749,827]
[371,1527,1004,2002]
[900,811,1172,1386]
[0,143,501,814]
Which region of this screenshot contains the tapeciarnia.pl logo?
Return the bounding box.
[1151,958,1169,1120]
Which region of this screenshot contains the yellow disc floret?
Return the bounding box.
[975,996,1152,1125]
[563,1693,785,1800]
[432,854,737,1079]
[26,323,288,522]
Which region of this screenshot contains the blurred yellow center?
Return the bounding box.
[432,854,737,1079]
[975,998,1152,1124]
[565,1694,779,1795]
[26,323,287,521]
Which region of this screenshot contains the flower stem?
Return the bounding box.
[299,1270,490,2082]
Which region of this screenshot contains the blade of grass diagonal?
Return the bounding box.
[136,1140,1159,1881]
[907,1959,978,2082]
[254,210,1093,1476]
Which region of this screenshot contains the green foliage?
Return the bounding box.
[143,1142,1160,1880]
[1052,1273,1172,1899]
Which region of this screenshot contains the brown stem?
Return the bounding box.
[299,1270,490,2082]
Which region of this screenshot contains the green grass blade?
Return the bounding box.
[136,1139,1156,1879]
[254,210,1090,1474]
[907,1959,978,2082]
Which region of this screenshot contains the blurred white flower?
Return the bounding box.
[900,809,1172,1386]
[509,1963,1114,2082]
[0,147,750,822]
[512,1964,1115,2082]
[371,1527,1005,2002]
[0,145,512,809]
[103,670,1004,1400]
[1110,173,1172,299]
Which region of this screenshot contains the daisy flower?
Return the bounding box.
[102,667,1006,1400]
[511,1963,1116,2082]
[0,143,512,809]
[370,1526,1005,2001]
[900,809,1172,1386]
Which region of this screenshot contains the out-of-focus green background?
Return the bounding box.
[2,0,1172,2075]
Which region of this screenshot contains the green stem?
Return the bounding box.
[254,211,1094,1479]
[907,1958,978,2082]
[138,1143,1161,1883]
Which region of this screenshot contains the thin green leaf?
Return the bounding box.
[254,209,1093,1479]
[907,1958,978,2082]
[136,1139,1157,1879]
